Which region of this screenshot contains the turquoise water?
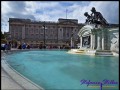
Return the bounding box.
[6,50,119,90]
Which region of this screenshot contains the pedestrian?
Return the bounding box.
[1,44,5,51]
[22,43,26,49]
[8,42,11,50]
[18,44,22,49]
[27,44,30,49]
[5,43,8,50]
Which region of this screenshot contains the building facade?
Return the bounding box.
[8,18,84,48]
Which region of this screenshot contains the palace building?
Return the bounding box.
[8,18,84,48]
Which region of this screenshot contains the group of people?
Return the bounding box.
[18,43,30,49]
[1,42,11,51]
[1,42,31,51]
[38,45,71,49]
[1,42,72,50]
[84,7,108,26]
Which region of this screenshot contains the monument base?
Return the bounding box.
[67,49,118,56]
[95,50,113,56]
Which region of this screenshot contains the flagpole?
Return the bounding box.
[66,9,67,19]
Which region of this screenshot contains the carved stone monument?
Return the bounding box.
[78,7,119,55]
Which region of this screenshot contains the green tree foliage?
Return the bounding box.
[1,31,5,39]
[1,39,7,44]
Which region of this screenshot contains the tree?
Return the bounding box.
[11,39,18,48]
[1,31,5,39]
[1,39,7,44]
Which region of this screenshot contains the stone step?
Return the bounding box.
[70,49,85,53]
[96,50,112,52]
[95,50,113,55]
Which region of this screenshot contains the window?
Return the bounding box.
[29,30,31,33]
[34,29,36,33]
[15,29,18,32]
[32,29,34,33]
[67,33,69,37]
[36,35,39,38]
[41,29,43,33]
[26,25,28,27]
[40,34,43,38]
[36,29,39,33]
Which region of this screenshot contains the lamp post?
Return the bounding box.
[43,21,45,48]
[71,32,73,49]
[43,21,47,49]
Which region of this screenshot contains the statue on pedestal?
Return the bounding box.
[84,12,93,24]
[84,7,108,28]
[91,7,108,25]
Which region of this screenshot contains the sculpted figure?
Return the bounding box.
[90,7,108,25]
[84,12,93,24]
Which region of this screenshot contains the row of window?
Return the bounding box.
[25,29,58,34]
[22,41,58,43]
[25,25,57,29]
[10,25,78,30]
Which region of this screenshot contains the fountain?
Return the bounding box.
[68,7,119,56]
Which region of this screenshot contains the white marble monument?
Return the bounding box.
[78,24,119,53]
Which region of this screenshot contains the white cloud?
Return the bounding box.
[88,1,119,24]
[1,1,119,33]
[66,1,119,24]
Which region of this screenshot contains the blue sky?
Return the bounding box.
[1,1,119,33]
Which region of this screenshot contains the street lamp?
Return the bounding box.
[43,21,45,48]
[71,32,74,49]
[42,21,47,49]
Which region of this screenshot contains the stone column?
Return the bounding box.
[71,37,72,48]
[92,34,95,49]
[97,31,101,50]
[102,30,104,50]
[80,36,82,48]
[90,34,93,49]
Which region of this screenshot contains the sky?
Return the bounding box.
[1,1,119,33]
